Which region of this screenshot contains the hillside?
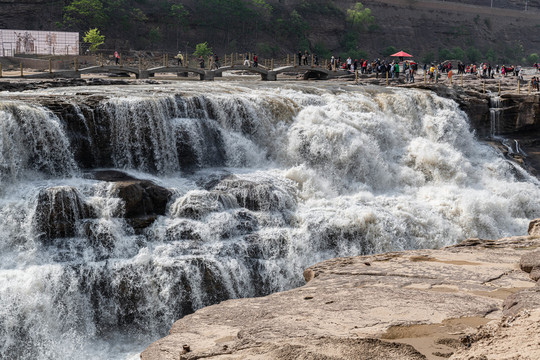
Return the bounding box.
[1,0,540,63]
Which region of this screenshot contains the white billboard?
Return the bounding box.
[0,29,79,56]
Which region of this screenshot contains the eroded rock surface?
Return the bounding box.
[33,186,95,242]
[141,230,540,360]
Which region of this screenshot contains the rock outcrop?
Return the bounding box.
[86,170,172,233]
[33,186,95,242]
[111,179,172,233]
[141,222,540,360]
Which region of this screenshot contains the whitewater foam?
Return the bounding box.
[0,83,539,359]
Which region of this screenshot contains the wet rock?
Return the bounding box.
[495,94,540,135]
[175,120,226,169]
[87,170,139,182]
[316,225,375,255]
[212,176,296,212]
[79,220,116,259]
[107,180,171,231]
[38,99,104,169]
[113,180,171,218]
[0,79,134,92]
[234,210,258,234]
[163,219,202,242]
[170,190,237,220]
[33,186,95,242]
[126,215,159,234]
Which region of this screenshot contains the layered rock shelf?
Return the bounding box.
[142,222,540,360]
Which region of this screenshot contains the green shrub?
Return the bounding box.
[193,42,212,58]
[421,51,435,64]
[381,46,397,57]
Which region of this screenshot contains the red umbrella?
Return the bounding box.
[390,51,413,57]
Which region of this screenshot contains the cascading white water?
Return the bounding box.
[490,96,502,138]
[1,83,540,359]
[0,101,77,183]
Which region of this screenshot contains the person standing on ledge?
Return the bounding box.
[199,56,205,69]
[253,54,258,67]
[114,51,120,65]
[244,53,250,67]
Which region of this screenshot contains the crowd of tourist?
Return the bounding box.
[320,51,540,88]
[172,48,540,89]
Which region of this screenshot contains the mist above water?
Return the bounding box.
[0,82,538,359]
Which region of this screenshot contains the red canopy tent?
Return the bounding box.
[390,51,413,57]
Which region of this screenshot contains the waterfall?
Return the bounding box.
[1,83,540,359]
[489,95,527,157]
[490,96,502,138]
[0,101,77,183]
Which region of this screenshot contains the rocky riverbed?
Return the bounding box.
[141,220,540,360]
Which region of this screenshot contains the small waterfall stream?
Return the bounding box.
[489,95,527,157]
[1,83,540,359]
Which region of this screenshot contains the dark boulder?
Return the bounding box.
[33,186,95,242]
[87,169,139,182]
[112,180,172,230]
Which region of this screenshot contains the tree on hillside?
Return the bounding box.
[62,0,107,30]
[105,0,148,37]
[340,3,374,60]
[196,0,253,45]
[346,2,374,31]
[170,3,189,50]
[279,10,310,50]
[252,0,272,18]
[250,0,273,39]
[149,27,162,49]
[193,42,213,58]
[466,47,481,63]
[381,46,397,58]
[83,28,105,52]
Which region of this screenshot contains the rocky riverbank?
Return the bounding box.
[141,221,540,360]
[0,78,164,92]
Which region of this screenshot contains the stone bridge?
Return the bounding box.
[8,64,347,81]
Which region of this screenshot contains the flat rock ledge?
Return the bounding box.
[141,224,540,360]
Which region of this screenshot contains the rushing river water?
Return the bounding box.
[1,81,539,359]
